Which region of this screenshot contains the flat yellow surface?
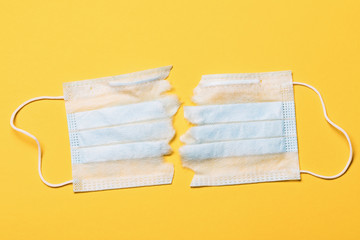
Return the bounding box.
[1,1,360,239]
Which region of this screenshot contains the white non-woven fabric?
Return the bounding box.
[63,66,173,101]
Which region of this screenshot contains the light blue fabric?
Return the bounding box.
[180,120,287,144]
[77,140,171,163]
[180,137,287,160]
[71,97,179,130]
[73,119,174,147]
[184,101,284,124]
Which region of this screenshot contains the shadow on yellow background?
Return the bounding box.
[1,0,359,239]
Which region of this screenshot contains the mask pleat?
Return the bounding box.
[180,137,296,160]
[184,101,285,124]
[73,119,174,147]
[180,120,296,144]
[77,140,172,163]
[70,96,179,131]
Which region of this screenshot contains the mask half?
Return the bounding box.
[11,66,180,192]
[180,71,353,187]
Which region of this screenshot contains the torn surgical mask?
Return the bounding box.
[11,66,180,192]
[180,71,352,187]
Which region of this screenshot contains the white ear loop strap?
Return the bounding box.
[293,82,353,179]
[10,96,73,187]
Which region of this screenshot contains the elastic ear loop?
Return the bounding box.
[10,96,73,187]
[293,82,353,179]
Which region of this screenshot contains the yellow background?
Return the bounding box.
[1,0,360,239]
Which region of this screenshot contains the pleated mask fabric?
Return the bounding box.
[180,71,301,187]
[64,66,180,192]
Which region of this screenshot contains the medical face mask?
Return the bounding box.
[180,71,353,187]
[10,66,180,192]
